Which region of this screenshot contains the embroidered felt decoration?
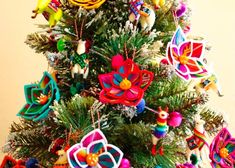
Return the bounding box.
[67,129,123,168]
[0,155,25,168]
[209,128,235,168]
[162,26,208,81]
[98,57,153,106]
[17,72,60,121]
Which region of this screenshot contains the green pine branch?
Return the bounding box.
[25,33,57,54]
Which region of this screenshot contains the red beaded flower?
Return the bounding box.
[98,57,153,106]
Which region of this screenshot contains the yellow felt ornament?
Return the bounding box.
[31,0,63,27]
[152,0,165,9]
[68,0,106,9]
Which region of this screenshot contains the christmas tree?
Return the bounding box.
[1,0,228,167]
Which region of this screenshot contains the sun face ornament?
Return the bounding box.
[162,26,209,81]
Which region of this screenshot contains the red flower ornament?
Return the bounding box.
[98,57,153,106]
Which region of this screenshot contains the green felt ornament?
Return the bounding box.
[17,72,60,121]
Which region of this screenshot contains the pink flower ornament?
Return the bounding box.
[67,129,123,168]
[210,128,235,168]
[162,27,208,81]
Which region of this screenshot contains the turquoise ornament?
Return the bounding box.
[17,72,60,121]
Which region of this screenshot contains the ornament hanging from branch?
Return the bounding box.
[194,74,223,97]
[31,0,63,27]
[161,26,209,81]
[53,147,70,168]
[71,40,90,79]
[98,54,153,106]
[129,1,156,31]
[209,128,235,168]
[151,107,182,156]
[0,155,25,168]
[67,129,123,168]
[68,0,106,9]
[186,114,210,167]
[17,72,60,121]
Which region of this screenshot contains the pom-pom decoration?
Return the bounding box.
[111,54,124,70]
[57,38,67,52]
[25,158,39,168]
[49,138,65,154]
[98,56,154,106]
[167,111,182,127]
[161,26,208,81]
[68,0,106,9]
[209,128,235,168]
[0,155,25,168]
[67,129,123,168]
[31,0,63,27]
[119,158,131,168]
[136,99,146,114]
[175,2,187,18]
[17,72,60,121]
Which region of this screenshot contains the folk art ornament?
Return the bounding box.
[31,0,63,27]
[67,129,124,168]
[71,40,89,79]
[151,107,182,156]
[210,128,235,168]
[17,72,60,121]
[53,147,70,168]
[0,155,25,168]
[161,26,209,81]
[129,0,156,31]
[194,74,223,97]
[68,0,106,9]
[186,114,211,167]
[98,55,154,106]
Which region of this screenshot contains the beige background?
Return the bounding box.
[0,0,235,161]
